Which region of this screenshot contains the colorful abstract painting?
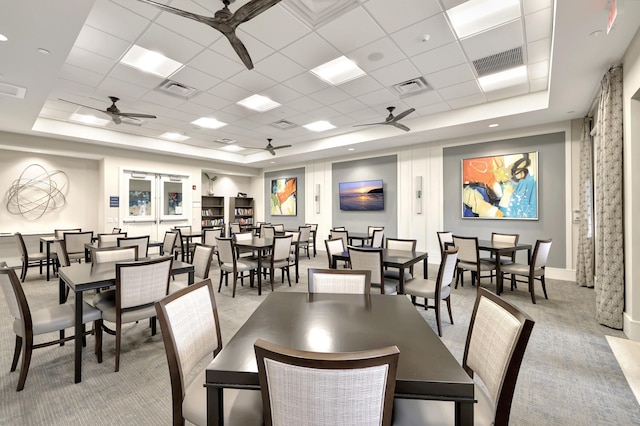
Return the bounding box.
[462,152,538,219]
[271,178,297,216]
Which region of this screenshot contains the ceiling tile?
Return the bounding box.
[460,20,524,62]
[523,0,553,15]
[58,63,105,87]
[279,33,341,69]
[207,81,253,102]
[417,101,451,115]
[447,92,487,109]
[285,96,324,113]
[282,72,330,95]
[109,63,165,89]
[171,66,221,92]
[142,90,189,109]
[241,5,311,51]
[189,91,233,110]
[426,63,475,89]
[369,59,422,87]
[356,88,398,106]
[437,80,481,101]
[347,37,408,73]
[254,53,307,83]
[528,37,551,63]
[411,42,467,75]
[525,8,553,43]
[210,28,275,66]
[227,70,278,94]
[262,84,304,104]
[529,77,548,92]
[401,90,444,108]
[152,0,223,47]
[74,25,131,61]
[391,13,456,57]
[331,97,368,115]
[66,46,116,75]
[308,86,351,105]
[317,7,386,52]
[528,60,549,80]
[85,0,149,43]
[188,49,245,80]
[485,83,530,101]
[364,0,443,34]
[339,75,385,97]
[137,23,205,63]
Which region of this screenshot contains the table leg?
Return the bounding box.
[189,270,194,285]
[257,254,262,296]
[495,252,502,295]
[397,267,406,294]
[455,400,474,426]
[59,277,66,344]
[206,386,223,426]
[423,258,428,279]
[295,244,300,283]
[74,288,83,383]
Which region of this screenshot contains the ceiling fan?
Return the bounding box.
[59,96,157,125]
[136,0,283,70]
[258,138,291,156]
[353,106,416,132]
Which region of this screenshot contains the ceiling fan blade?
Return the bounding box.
[391,122,411,132]
[353,122,385,127]
[58,98,105,114]
[112,116,122,125]
[224,32,254,69]
[266,147,276,156]
[135,0,214,26]
[392,108,416,122]
[116,112,157,119]
[230,0,283,25]
[272,144,292,150]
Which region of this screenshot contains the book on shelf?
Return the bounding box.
[202,218,225,226]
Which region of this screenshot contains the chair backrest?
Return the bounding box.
[272,224,284,233]
[162,231,179,256]
[308,268,372,294]
[155,279,223,424]
[64,231,94,255]
[117,235,150,258]
[306,223,318,233]
[348,246,385,292]
[298,226,311,243]
[437,231,454,253]
[436,248,458,297]
[285,231,300,243]
[452,235,479,263]
[261,226,276,239]
[0,264,26,324]
[491,232,520,261]
[14,233,28,259]
[229,222,241,234]
[329,230,349,250]
[234,231,253,243]
[531,239,552,269]
[203,228,222,246]
[271,235,293,262]
[370,229,384,248]
[174,225,192,235]
[116,256,172,309]
[325,238,345,268]
[93,246,138,264]
[54,228,81,240]
[98,233,127,248]
[112,227,121,233]
[385,238,416,252]
[463,287,535,425]
[53,240,70,267]
[332,226,346,231]
[216,237,235,265]
[254,338,399,426]
[191,244,214,279]
[368,226,384,237]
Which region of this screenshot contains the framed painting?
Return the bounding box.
[462,151,538,219]
[271,177,297,216]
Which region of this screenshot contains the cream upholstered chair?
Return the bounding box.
[203,227,222,251]
[216,237,258,298]
[394,287,535,426]
[97,232,127,248]
[264,235,294,289]
[261,225,276,239]
[14,232,48,282]
[229,222,241,235]
[92,246,138,264]
[272,223,285,233]
[305,223,318,257]
[64,231,94,263]
[367,226,384,245]
[384,238,417,281]
[480,232,519,282]
[254,338,399,426]
[348,246,398,295]
[500,239,552,304]
[161,231,179,256]
[369,228,385,248]
[54,228,81,240]
[93,256,172,372]
[404,248,458,337]
[308,268,371,294]
[452,235,495,288]
[324,238,345,269]
[170,244,214,293]
[0,263,102,391]
[297,225,312,259]
[234,231,256,259]
[111,227,121,233]
[436,231,454,253]
[117,235,149,258]
[329,230,349,267]
[155,279,262,426]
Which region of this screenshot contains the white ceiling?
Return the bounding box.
[1,0,639,170]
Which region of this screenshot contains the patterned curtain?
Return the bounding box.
[576,117,594,288]
[594,66,624,329]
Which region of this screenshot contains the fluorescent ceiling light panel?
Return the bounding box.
[0,33,8,42]
[310,56,366,85]
[160,132,190,142]
[221,144,245,152]
[120,45,183,78]
[192,117,227,129]
[70,113,110,127]
[478,65,527,92]
[447,0,521,39]
[236,94,281,112]
[304,120,336,132]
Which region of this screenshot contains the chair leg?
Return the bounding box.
[115,321,122,372]
[16,335,33,391]
[445,296,454,325]
[218,271,224,293]
[529,275,537,304]
[95,320,103,363]
[435,301,442,337]
[11,335,22,372]
[21,261,27,282]
[150,317,157,336]
[541,276,548,299]
[286,267,291,287]
[232,272,238,298]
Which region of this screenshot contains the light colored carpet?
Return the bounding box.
[1,252,640,425]
[607,335,640,405]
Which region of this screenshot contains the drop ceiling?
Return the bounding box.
[0,0,639,170]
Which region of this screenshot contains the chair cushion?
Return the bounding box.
[26,252,48,261]
[93,295,156,324]
[14,302,101,337]
[500,263,544,277]
[458,260,496,271]
[169,275,205,294]
[384,270,413,281]
[403,279,436,299]
[183,370,263,426]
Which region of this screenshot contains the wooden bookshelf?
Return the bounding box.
[201,196,225,229]
[229,196,254,232]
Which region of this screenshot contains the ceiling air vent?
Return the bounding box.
[270,119,297,130]
[0,82,27,99]
[157,80,198,98]
[473,47,524,77]
[391,77,430,98]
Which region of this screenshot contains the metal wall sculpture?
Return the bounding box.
[6,164,68,219]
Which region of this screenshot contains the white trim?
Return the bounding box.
[624,312,640,342]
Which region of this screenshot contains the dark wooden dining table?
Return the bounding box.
[57,255,194,383]
[205,292,474,425]
[476,239,532,294]
[332,248,428,294]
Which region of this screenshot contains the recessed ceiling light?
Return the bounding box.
[488,123,499,128]
[121,45,183,78]
[37,48,50,55]
[310,56,366,86]
[478,65,527,92]
[270,161,276,164]
[214,138,236,144]
[236,94,281,112]
[348,148,355,151]
[160,132,190,142]
[221,145,245,152]
[447,0,521,39]
[303,120,336,132]
[192,117,227,129]
[0,33,8,42]
[70,113,110,127]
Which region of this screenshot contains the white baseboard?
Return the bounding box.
[624,313,640,341]
[546,267,575,281]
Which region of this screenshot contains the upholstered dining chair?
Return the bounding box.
[403,248,458,337]
[348,246,398,295]
[263,235,294,290]
[111,227,121,233]
[229,222,241,235]
[54,228,81,240]
[325,238,345,269]
[384,238,417,282]
[369,228,385,248]
[261,225,276,239]
[93,256,172,372]
[215,237,258,298]
[202,227,222,251]
[0,262,103,391]
[161,231,178,257]
[480,232,520,282]
[452,235,495,288]
[234,231,256,259]
[97,232,127,248]
[297,225,311,259]
[500,239,552,304]
[368,225,384,242]
[436,231,454,253]
[254,338,399,426]
[308,268,372,294]
[64,231,94,263]
[155,279,263,426]
[117,235,150,259]
[329,230,349,267]
[92,246,138,264]
[393,287,535,426]
[14,232,48,282]
[305,223,318,257]
[170,243,214,293]
[272,224,285,233]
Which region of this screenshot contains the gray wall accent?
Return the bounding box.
[332,155,397,237]
[264,167,306,229]
[443,132,566,268]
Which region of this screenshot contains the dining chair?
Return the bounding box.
[234,231,256,259]
[155,279,263,426]
[332,226,346,231]
[480,232,520,282]
[436,231,454,253]
[403,248,458,337]
[254,338,399,426]
[369,228,385,248]
[297,225,311,259]
[215,237,258,298]
[202,227,222,251]
[452,235,495,288]
[384,238,417,281]
[348,246,398,295]
[286,231,300,271]
[92,246,138,264]
[229,222,241,235]
[329,230,349,267]
[500,239,552,304]
[307,268,371,294]
[161,231,179,256]
[170,243,214,293]
[117,235,150,258]
[97,232,128,248]
[393,287,535,426]
[111,227,121,233]
[14,232,48,282]
[174,225,198,259]
[54,228,81,240]
[0,263,103,391]
[272,224,284,233]
[263,235,293,290]
[261,225,276,239]
[53,240,71,302]
[93,256,172,372]
[324,238,345,269]
[305,223,318,257]
[64,231,94,263]
[368,225,384,240]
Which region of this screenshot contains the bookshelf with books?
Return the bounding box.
[230,196,254,232]
[201,195,225,229]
